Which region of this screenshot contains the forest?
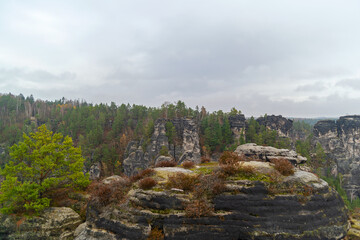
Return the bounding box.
[0,93,303,174]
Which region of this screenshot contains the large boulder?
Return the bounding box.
[79,166,348,240]
[0,207,82,239]
[235,143,307,164]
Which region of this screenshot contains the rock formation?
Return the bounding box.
[228,114,246,139]
[313,115,360,197]
[0,207,82,239]
[89,162,101,180]
[235,143,307,164]
[123,118,200,176]
[256,115,293,137]
[77,163,348,240]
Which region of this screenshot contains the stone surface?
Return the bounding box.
[123,118,200,176]
[235,143,307,164]
[313,115,360,198]
[0,207,82,239]
[101,175,129,185]
[241,161,277,175]
[155,156,173,166]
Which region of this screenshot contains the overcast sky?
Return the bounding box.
[1,1,360,117]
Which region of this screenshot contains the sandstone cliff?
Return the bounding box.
[256,115,293,138]
[313,115,360,198]
[228,114,246,139]
[123,118,200,176]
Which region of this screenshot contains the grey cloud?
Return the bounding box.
[296,82,326,92]
[336,79,360,89]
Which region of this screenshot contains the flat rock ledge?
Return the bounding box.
[235,143,307,164]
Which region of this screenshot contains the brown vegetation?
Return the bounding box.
[219,151,242,165]
[88,180,131,206]
[131,168,155,182]
[185,199,214,218]
[270,158,294,176]
[139,177,158,190]
[166,173,199,191]
[147,227,164,240]
[193,174,226,198]
[182,160,195,169]
[155,160,177,168]
[201,156,211,163]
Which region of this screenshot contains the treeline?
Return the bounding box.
[0,93,297,174]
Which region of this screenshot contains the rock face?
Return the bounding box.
[79,167,348,240]
[256,115,293,137]
[89,162,101,180]
[123,118,200,176]
[123,141,150,176]
[313,115,360,197]
[235,143,307,164]
[0,207,82,239]
[228,114,246,139]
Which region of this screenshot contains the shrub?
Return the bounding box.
[182,161,195,169]
[201,157,211,164]
[219,164,239,176]
[139,177,158,190]
[166,173,199,191]
[185,199,214,218]
[219,151,242,165]
[193,174,226,199]
[155,160,177,168]
[148,226,164,240]
[131,168,155,182]
[237,164,256,178]
[270,158,294,176]
[88,180,130,206]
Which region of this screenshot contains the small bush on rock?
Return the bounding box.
[155,160,177,168]
[201,157,211,163]
[88,180,130,206]
[193,174,226,198]
[148,226,164,240]
[131,168,155,182]
[139,177,158,190]
[185,199,214,218]
[166,173,199,191]
[182,161,195,169]
[219,151,242,165]
[270,158,294,176]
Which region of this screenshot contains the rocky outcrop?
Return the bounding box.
[0,207,82,239]
[235,143,307,164]
[123,141,150,176]
[256,115,293,137]
[313,115,360,198]
[123,118,200,176]
[89,162,101,180]
[79,164,348,240]
[228,114,246,139]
